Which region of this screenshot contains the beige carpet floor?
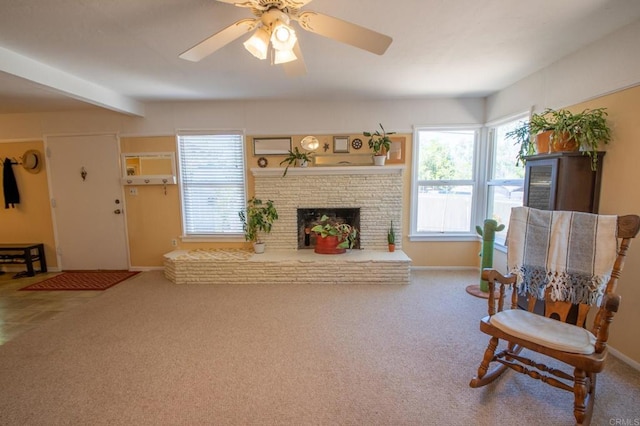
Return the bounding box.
[0,270,638,425]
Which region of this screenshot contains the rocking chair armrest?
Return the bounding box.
[593,293,621,353]
[481,269,518,316]
[481,269,517,287]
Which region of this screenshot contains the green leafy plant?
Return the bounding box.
[238,197,278,243]
[311,214,359,249]
[388,221,395,245]
[506,108,611,170]
[363,123,396,155]
[280,147,313,177]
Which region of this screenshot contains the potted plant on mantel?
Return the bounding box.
[280,147,313,177]
[506,107,611,171]
[238,197,278,254]
[311,214,358,254]
[364,123,396,166]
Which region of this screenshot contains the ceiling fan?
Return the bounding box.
[179,0,393,76]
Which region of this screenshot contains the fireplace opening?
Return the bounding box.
[297,208,361,250]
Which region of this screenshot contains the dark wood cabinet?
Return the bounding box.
[519,152,604,324]
[523,151,604,213]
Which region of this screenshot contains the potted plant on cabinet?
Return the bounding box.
[364,123,395,166]
[238,197,278,254]
[280,147,313,177]
[388,221,396,252]
[311,214,358,254]
[506,107,611,170]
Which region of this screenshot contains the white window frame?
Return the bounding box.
[485,112,530,247]
[176,130,247,242]
[409,125,484,241]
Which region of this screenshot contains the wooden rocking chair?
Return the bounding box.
[469,207,640,425]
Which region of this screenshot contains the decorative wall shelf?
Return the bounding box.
[121,176,177,185]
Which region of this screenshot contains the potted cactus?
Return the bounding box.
[388,221,396,252]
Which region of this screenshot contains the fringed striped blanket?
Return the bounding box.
[507,207,618,305]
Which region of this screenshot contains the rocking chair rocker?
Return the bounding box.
[469,207,640,425]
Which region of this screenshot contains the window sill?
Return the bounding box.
[181,235,245,243]
[409,234,481,242]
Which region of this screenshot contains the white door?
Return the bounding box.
[46,134,129,270]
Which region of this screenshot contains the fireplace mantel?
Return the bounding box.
[251,165,405,177]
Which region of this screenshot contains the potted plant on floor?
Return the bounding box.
[507,107,611,170]
[280,147,313,177]
[364,123,395,166]
[238,197,278,254]
[311,214,358,254]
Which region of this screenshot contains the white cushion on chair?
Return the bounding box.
[490,309,596,354]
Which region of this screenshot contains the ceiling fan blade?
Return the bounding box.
[215,0,255,7]
[296,11,392,55]
[179,18,259,62]
[282,42,307,77]
[216,0,315,9]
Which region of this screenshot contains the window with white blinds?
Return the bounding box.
[177,131,246,237]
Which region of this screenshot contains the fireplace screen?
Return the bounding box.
[297,208,361,250]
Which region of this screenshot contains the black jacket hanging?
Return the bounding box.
[3,158,20,208]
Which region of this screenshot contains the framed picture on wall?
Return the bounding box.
[253,137,292,155]
[333,136,350,153]
[387,137,405,164]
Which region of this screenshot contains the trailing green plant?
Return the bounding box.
[311,214,359,249]
[506,107,611,170]
[388,221,395,245]
[238,197,278,243]
[280,147,313,177]
[363,123,396,155]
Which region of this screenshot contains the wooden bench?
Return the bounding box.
[0,243,47,277]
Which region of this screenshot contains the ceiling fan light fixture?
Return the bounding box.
[243,26,270,60]
[273,48,297,65]
[270,21,297,51]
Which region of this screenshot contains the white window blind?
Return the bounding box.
[177,132,246,237]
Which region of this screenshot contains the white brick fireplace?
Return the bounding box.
[252,165,404,251]
[164,165,411,285]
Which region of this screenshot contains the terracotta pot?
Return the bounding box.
[314,235,346,254]
[550,131,579,152]
[388,243,395,252]
[535,130,552,154]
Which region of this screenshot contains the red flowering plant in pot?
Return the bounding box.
[311,214,358,254]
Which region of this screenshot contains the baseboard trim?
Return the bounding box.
[609,346,640,372]
[129,266,164,272]
[411,266,479,271]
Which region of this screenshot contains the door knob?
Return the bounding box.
[114,209,122,214]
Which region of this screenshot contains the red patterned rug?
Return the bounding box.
[20,271,139,291]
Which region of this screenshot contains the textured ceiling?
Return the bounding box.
[1,0,640,114]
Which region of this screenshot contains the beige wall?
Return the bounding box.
[117,133,482,267]
[491,85,640,364]
[0,140,57,269]
[572,86,640,363]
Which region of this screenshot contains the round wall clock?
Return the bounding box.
[257,157,268,168]
[352,138,363,150]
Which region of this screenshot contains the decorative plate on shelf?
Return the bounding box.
[257,157,268,168]
[300,135,320,151]
[352,138,363,150]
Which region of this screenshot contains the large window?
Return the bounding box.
[486,116,527,244]
[411,127,481,238]
[177,131,246,239]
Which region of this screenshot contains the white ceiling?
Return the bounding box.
[1,0,640,115]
